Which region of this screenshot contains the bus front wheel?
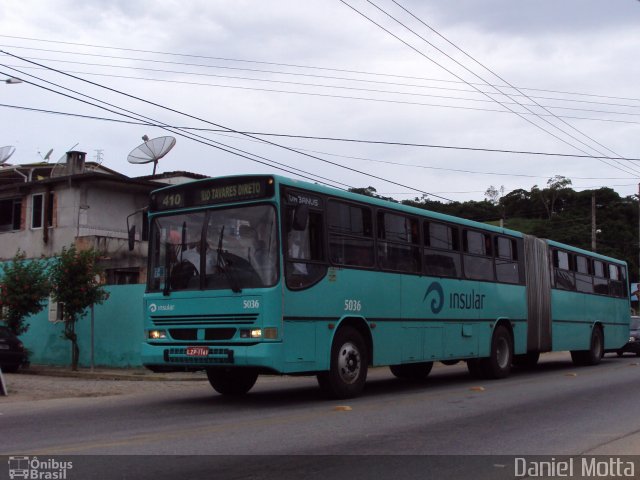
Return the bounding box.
[206,368,258,396]
[317,326,368,399]
[571,326,604,366]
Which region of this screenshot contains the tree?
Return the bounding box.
[484,185,504,206]
[49,245,109,370]
[0,250,50,335]
[532,175,573,220]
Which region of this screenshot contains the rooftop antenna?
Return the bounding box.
[127,135,176,175]
[0,146,16,166]
[38,148,54,162]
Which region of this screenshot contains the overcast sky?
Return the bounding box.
[1,0,639,202]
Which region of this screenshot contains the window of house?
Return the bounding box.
[462,230,494,281]
[0,197,22,232]
[377,211,420,273]
[423,222,460,278]
[31,192,54,229]
[328,201,374,268]
[105,268,141,285]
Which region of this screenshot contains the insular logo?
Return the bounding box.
[148,303,175,313]
[423,282,444,314]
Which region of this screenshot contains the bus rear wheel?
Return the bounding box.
[206,368,258,395]
[390,362,433,380]
[571,326,604,366]
[478,325,513,379]
[317,326,368,399]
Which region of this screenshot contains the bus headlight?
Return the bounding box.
[240,328,277,339]
[149,330,167,339]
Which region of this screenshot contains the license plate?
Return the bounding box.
[186,346,209,357]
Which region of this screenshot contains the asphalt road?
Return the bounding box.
[2,352,640,479]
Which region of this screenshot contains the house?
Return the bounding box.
[0,150,207,284]
[0,150,209,367]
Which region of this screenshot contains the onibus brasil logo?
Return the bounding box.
[423,281,487,314]
[8,456,73,479]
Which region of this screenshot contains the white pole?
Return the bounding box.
[90,304,95,372]
[0,368,7,396]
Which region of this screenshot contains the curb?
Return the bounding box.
[19,366,207,382]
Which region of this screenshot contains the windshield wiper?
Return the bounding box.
[216,226,242,293]
[163,242,172,296]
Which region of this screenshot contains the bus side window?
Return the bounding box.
[609,264,624,297]
[495,236,520,284]
[285,208,327,290]
[593,260,609,295]
[327,201,374,268]
[575,255,593,294]
[462,230,494,281]
[423,222,461,278]
[553,250,575,291]
[377,211,420,273]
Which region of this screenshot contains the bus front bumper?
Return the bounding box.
[141,341,283,373]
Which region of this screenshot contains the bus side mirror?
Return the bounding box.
[292,205,309,231]
[128,225,136,251]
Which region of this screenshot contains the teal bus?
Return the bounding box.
[140,174,630,398]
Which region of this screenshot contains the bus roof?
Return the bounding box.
[150,173,626,266]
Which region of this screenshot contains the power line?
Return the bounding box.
[8,62,640,127]
[0,52,455,201]
[4,44,640,114]
[346,0,640,177]
[2,34,639,104]
[11,54,640,119]
[0,67,354,190]
[0,103,640,170]
[389,0,638,174]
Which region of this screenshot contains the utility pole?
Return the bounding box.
[591,191,596,251]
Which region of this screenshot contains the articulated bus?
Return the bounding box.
[140,174,630,398]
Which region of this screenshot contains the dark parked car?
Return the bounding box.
[0,326,29,373]
[617,316,640,357]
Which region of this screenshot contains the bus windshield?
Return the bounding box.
[148,204,278,292]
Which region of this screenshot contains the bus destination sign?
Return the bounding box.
[152,176,275,211]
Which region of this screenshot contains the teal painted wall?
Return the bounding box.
[19,285,145,368]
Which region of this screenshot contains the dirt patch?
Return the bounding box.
[0,372,207,403]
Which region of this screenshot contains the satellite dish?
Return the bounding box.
[43,149,54,162]
[0,146,16,165]
[127,136,176,175]
[51,143,79,178]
